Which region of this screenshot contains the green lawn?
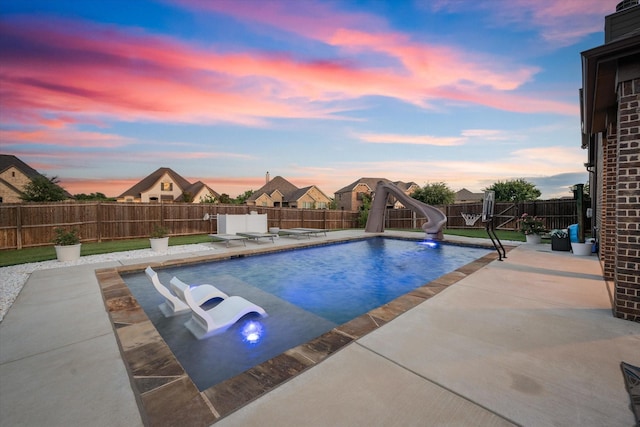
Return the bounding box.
[0,234,212,267]
[443,228,528,242]
[0,229,530,268]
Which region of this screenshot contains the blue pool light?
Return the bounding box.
[419,239,440,249]
[241,320,264,344]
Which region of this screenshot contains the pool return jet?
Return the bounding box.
[365,181,447,240]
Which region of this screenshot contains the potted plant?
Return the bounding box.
[518,213,545,244]
[550,229,570,251]
[149,224,170,252]
[53,227,82,262]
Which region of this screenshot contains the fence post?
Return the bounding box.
[97,202,102,243]
[16,205,22,250]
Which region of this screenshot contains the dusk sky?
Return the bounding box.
[0,0,617,199]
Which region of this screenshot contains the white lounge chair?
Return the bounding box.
[180,285,267,340]
[279,229,312,239]
[145,266,228,317]
[236,231,277,243]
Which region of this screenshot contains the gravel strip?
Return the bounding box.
[0,244,215,322]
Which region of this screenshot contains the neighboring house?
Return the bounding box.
[454,188,484,203]
[334,177,420,211]
[580,1,640,322]
[117,167,220,203]
[0,154,46,203]
[246,174,332,209]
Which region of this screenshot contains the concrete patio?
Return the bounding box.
[1,230,638,426]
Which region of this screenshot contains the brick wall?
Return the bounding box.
[614,77,640,321]
[601,127,618,281]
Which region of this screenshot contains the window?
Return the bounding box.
[161,182,173,191]
[317,202,327,209]
[302,202,313,209]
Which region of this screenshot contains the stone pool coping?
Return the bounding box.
[96,235,504,425]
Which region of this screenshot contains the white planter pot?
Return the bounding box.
[150,237,169,252]
[525,234,541,244]
[571,242,592,256]
[55,244,82,262]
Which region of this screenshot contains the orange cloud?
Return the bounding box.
[355,133,466,146]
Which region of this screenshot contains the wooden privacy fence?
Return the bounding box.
[385,199,587,232]
[0,199,585,250]
[0,203,360,250]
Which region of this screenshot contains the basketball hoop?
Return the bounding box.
[461,213,482,226]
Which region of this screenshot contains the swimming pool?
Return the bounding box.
[123,237,491,390]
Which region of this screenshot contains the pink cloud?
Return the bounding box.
[169,0,572,113]
[0,2,580,142]
[0,129,132,148]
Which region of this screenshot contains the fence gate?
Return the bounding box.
[494,203,518,229]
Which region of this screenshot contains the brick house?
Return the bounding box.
[245,174,332,209]
[334,178,420,211]
[0,154,73,202]
[117,167,220,203]
[580,1,640,321]
[0,155,42,203]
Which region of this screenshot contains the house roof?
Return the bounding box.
[247,176,300,201]
[174,181,220,202]
[455,188,483,202]
[335,177,390,194]
[335,177,418,194]
[118,167,193,198]
[289,185,332,202]
[580,2,640,148]
[0,154,41,178]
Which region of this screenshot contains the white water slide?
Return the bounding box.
[365,181,447,240]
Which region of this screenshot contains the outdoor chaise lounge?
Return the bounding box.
[236,231,277,243]
[208,233,248,247]
[178,282,268,340]
[145,266,228,317]
[290,228,328,236]
[279,229,313,239]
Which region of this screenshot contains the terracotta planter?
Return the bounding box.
[525,234,541,244]
[55,243,82,262]
[150,237,169,252]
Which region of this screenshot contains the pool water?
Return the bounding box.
[123,237,490,390]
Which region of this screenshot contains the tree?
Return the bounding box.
[217,193,233,204]
[358,193,372,227]
[411,182,455,205]
[484,179,541,202]
[181,191,194,203]
[20,175,67,202]
[199,193,217,204]
[73,192,115,201]
[235,190,254,204]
